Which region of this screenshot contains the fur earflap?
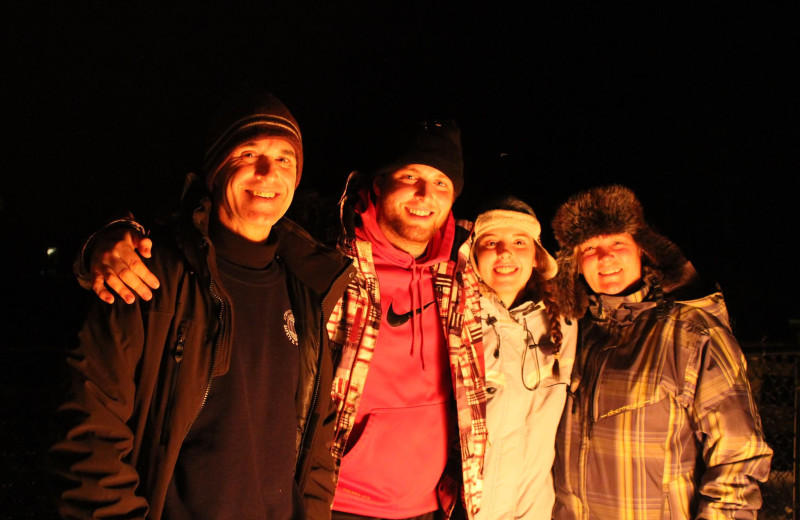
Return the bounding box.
[551,184,699,318]
[553,247,588,320]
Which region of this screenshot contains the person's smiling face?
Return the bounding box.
[215,136,297,242]
[474,227,537,307]
[372,164,454,257]
[577,232,642,295]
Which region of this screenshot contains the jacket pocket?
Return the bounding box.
[338,403,451,505]
[592,355,677,422]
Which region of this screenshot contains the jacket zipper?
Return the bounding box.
[184,279,224,439]
[297,262,352,462]
[578,323,617,519]
[297,309,323,464]
[160,321,188,446]
[578,368,590,520]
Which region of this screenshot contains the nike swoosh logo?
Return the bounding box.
[386,300,436,327]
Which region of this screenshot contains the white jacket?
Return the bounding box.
[476,293,577,520]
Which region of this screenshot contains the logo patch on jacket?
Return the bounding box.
[283,310,298,345]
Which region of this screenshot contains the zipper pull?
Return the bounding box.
[173,327,187,362]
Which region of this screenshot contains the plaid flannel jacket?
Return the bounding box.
[554,285,772,519]
[327,219,487,518]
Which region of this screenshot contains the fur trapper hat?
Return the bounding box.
[551,184,698,318]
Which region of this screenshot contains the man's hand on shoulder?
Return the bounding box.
[89,228,160,304]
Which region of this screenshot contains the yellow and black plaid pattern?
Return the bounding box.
[554,286,773,519]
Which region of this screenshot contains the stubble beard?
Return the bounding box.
[394,221,438,244]
[380,207,440,252]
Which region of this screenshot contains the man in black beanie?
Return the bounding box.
[49,90,355,520]
[326,118,486,520]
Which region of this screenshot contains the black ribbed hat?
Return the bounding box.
[373,117,464,197]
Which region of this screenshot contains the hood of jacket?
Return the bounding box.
[589,281,732,334]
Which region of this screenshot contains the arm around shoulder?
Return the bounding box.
[73,215,161,304]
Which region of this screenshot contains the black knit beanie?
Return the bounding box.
[373,117,464,197]
[202,89,303,192]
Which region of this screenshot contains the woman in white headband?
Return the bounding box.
[471,196,577,520]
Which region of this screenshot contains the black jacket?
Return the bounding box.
[49,191,354,519]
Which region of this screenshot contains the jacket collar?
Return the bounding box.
[589,283,658,322]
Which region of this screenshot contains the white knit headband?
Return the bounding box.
[474,210,542,242]
[473,209,559,280]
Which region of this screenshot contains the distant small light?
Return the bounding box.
[47,247,58,257]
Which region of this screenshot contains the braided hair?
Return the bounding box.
[521,249,564,379]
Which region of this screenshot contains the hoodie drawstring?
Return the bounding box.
[409,264,427,369]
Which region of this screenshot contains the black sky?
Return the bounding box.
[2,2,799,344]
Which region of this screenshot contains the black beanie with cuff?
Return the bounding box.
[372,117,464,197]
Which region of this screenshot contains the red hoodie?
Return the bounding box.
[332,192,457,518]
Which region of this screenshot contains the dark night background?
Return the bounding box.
[1,2,799,516]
